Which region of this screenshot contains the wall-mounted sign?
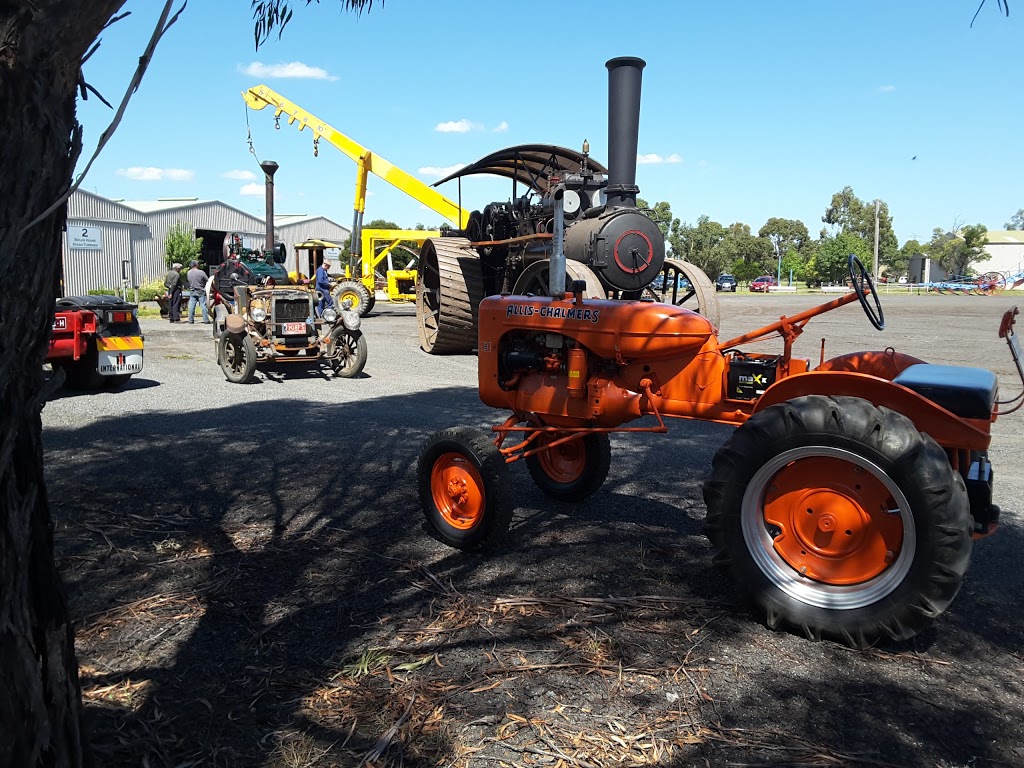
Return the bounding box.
[325,247,341,259]
[70,226,103,250]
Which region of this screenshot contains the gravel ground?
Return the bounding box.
[43,292,1024,767]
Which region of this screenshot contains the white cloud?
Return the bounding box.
[492,121,509,133]
[240,61,338,81]
[239,183,264,196]
[116,167,195,181]
[877,84,896,93]
[435,119,478,133]
[637,153,682,165]
[222,169,257,180]
[418,163,466,178]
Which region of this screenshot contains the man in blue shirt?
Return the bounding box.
[315,258,333,317]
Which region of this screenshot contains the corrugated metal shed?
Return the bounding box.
[122,199,268,276]
[274,214,351,275]
[65,190,151,296]
[983,230,1024,276]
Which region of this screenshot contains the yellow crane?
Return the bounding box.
[242,84,471,314]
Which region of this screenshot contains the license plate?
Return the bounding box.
[97,350,143,375]
[283,322,307,335]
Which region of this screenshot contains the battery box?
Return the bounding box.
[727,354,779,400]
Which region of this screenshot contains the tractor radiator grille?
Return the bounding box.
[273,299,309,323]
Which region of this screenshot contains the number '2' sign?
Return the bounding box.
[70,226,103,250]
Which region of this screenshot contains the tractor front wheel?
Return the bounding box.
[418,427,513,550]
[703,395,972,648]
[525,432,611,502]
[326,327,367,378]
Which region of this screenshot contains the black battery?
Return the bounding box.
[727,355,778,400]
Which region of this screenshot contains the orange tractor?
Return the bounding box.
[417,58,1024,648]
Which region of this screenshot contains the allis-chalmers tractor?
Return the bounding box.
[416,60,717,354]
[417,57,1023,648]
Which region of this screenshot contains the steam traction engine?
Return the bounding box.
[416,57,718,354]
[417,57,1023,649]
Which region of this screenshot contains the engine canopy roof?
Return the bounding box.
[432,144,609,194]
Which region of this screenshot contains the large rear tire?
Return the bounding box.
[418,427,513,550]
[416,238,484,354]
[703,395,972,648]
[218,333,258,384]
[333,280,372,317]
[525,432,611,502]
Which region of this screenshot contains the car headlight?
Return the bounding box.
[321,308,338,323]
[251,307,267,323]
[342,311,361,331]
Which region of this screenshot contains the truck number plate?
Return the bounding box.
[283,322,307,335]
[53,316,67,331]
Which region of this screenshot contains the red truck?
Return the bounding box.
[47,295,144,390]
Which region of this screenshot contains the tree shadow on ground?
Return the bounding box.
[45,386,1024,767]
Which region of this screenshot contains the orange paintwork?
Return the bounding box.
[764,456,904,585]
[478,291,995,454]
[430,452,486,530]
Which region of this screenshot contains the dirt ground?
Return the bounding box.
[43,291,1024,767]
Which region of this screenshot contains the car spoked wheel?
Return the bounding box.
[704,395,972,648]
[327,327,367,378]
[218,333,257,384]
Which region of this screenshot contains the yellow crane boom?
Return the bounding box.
[242,84,470,232]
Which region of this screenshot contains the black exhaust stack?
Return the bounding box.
[605,57,645,209]
[261,159,279,251]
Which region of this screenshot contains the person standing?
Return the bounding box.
[186,260,210,324]
[164,262,183,323]
[315,258,333,317]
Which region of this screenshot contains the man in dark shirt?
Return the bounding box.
[315,258,333,317]
[164,262,183,322]
[186,260,210,324]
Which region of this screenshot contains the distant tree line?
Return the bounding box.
[639,187,1001,284]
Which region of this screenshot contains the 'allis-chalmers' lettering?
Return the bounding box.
[505,304,600,323]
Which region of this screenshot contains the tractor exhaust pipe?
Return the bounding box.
[261,159,279,251]
[605,57,645,209]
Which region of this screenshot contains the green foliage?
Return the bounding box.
[887,239,921,279]
[638,198,674,241]
[1006,209,1024,230]
[163,221,204,268]
[814,232,871,284]
[139,277,167,301]
[87,286,121,296]
[714,222,774,279]
[822,186,898,264]
[758,217,809,259]
[668,215,726,276]
[925,224,990,276]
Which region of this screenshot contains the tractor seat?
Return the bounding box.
[893,364,998,420]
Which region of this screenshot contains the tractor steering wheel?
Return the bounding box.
[849,254,885,331]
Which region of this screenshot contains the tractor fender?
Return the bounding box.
[224,313,246,336]
[754,370,991,451]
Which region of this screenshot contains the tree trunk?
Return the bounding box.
[0,3,124,765]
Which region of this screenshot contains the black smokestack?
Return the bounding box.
[605,57,645,209]
[261,159,279,250]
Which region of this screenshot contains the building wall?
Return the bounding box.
[132,203,267,282]
[275,217,351,275]
[983,243,1024,277]
[63,219,149,296]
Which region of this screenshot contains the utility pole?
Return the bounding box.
[873,199,880,279]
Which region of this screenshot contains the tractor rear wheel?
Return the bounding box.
[416,238,484,354]
[703,395,972,648]
[646,259,720,333]
[525,432,611,502]
[218,333,258,384]
[333,280,372,317]
[418,427,513,550]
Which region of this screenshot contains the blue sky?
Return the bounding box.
[76,1,1020,246]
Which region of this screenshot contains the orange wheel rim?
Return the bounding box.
[537,435,585,483]
[431,452,485,530]
[763,456,904,585]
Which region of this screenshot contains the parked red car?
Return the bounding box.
[750,275,777,292]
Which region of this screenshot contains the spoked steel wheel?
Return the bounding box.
[326,327,367,378]
[218,333,257,384]
[416,238,485,354]
[704,395,972,648]
[643,259,720,332]
[511,260,605,298]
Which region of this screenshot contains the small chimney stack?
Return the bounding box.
[261,160,279,250]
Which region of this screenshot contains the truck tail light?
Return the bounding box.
[108,310,133,323]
